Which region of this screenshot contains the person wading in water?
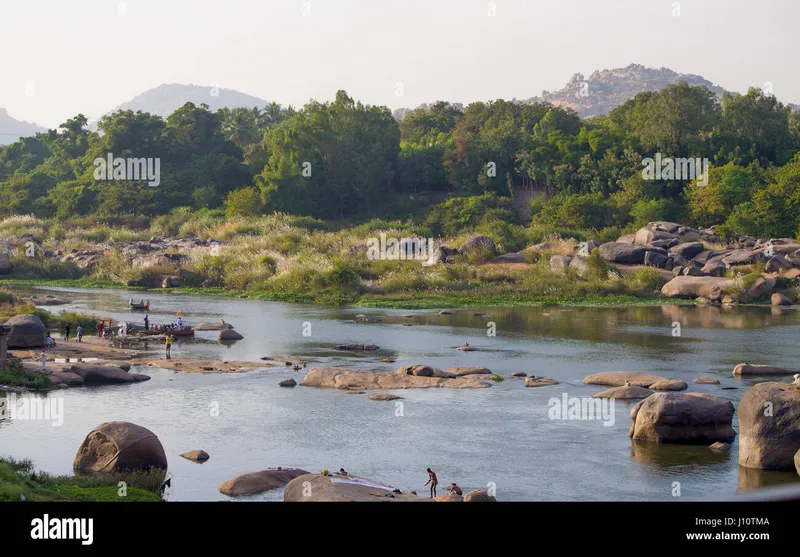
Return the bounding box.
[424,468,438,498]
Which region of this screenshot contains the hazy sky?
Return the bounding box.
[1,0,797,128]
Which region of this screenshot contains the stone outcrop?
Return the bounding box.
[300,367,491,390]
[74,422,167,473]
[284,473,425,502]
[628,393,736,444]
[4,314,46,348]
[732,363,797,376]
[583,371,667,388]
[598,242,646,264]
[738,383,800,470]
[218,329,244,341]
[220,467,309,496]
[661,276,734,298]
[592,386,653,399]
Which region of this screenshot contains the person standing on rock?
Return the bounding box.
[165,334,174,359]
[64,323,70,341]
[40,350,47,372]
[98,321,104,337]
[144,315,149,331]
[424,468,438,498]
[76,325,83,343]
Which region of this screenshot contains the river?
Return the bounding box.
[2,286,799,501]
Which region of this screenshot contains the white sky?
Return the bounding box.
[1,0,797,128]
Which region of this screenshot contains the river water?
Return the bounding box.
[2,286,799,501]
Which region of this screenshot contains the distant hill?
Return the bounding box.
[391,64,738,120]
[523,63,729,117]
[91,83,270,127]
[0,108,48,145]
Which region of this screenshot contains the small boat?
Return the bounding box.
[130,302,150,311]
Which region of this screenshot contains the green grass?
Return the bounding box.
[0,457,164,502]
[0,360,56,390]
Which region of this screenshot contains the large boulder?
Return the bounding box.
[644,250,668,268]
[628,393,736,444]
[448,366,492,377]
[4,314,46,348]
[74,422,167,473]
[738,383,800,470]
[49,371,84,386]
[219,467,309,496]
[301,366,490,390]
[598,242,646,264]
[723,249,764,266]
[0,252,11,274]
[670,242,705,259]
[284,473,425,502]
[700,260,727,277]
[733,363,797,376]
[749,276,775,299]
[69,364,136,384]
[796,449,800,476]
[592,386,653,399]
[218,329,244,341]
[194,322,234,330]
[463,489,497,502]
[458,235,496,257]
[568,255,588,278]
[660,276,734,298]
[583,371,667,388]
[649,379,688,392]
[549,255,573,273]
[765,254,791,273]
[771,293,792,306]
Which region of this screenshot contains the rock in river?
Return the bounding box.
[449,366,492,377]
[279,378,297,387]
[628,393,736,444]
[524,376,558,388]
[284,473,425,502]
[180,450,210,462]
[649,379,688,391]
[583,371,666,388]
[693,377,721,385]
[732,363,797,376]
[220,467,309,496]
[369,393,402,401]
[738,382,800,470]
[300,366,491,390]
[74,422,167,473]
[593,386,653,399]
[218,329,244,341]
[194,322,234,330]
[334,344,379,351]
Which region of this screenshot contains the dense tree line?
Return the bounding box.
[1,84,799,238]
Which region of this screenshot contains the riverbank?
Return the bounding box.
[0,277,697,309]
[0,457,162,502]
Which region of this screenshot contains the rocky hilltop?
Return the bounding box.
[524,63,729,117]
